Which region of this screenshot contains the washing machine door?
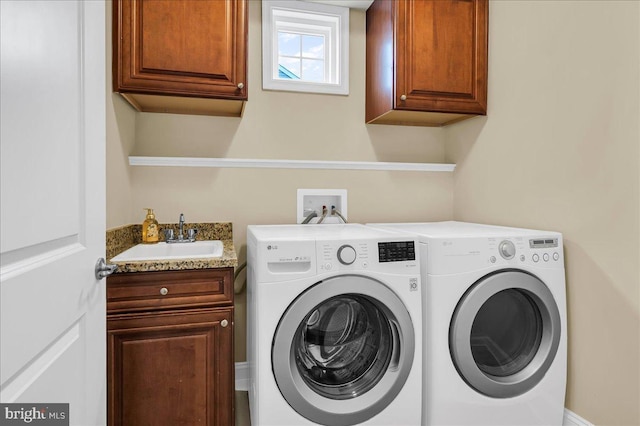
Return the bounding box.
[449,270,561,398]
[272,275,415,426]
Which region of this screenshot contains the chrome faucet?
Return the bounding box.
[165,213,197,243]
[178,213,185,240]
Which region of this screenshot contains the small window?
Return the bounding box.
[262,1,349,95]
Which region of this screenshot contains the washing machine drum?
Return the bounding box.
[450,270,562,398]
[272,275,415,426]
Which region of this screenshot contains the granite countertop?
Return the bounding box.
[106,222,238,274]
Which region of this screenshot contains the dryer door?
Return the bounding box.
[449,270,561,398]
[272,275,415,426]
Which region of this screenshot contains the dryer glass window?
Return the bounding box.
[294,295,393,399]
[470,289,542,377]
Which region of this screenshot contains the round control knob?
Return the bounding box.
[543,253,550,262]
[160,287,168,296]
[553,252,560,261]
[337,245,357,265]
[499,240,516,260]
[532,254,540,263]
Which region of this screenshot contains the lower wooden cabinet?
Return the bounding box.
[107,268,234,426]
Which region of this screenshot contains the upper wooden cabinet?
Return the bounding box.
[113,0,247,116]
[366,0,488,126]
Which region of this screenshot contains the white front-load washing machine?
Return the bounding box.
[247,224,422,426]
[368,222,567,426]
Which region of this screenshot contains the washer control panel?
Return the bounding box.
[317,239,418,273]
[255,226,420,281]
[378,241,416,263]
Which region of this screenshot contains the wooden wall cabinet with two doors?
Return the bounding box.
[366,0,488,126]
[112,0,247,117]
[107,268,234,426]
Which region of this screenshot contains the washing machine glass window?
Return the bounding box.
[272,275,415,426]
[470,289,543,377]
[450,270,561,399]
[295,295,393,399]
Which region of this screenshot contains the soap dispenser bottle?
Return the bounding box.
[142,208,159,244]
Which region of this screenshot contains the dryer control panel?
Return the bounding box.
[489,237,563,268]
[530,238,559,249]
[427,234,564,275]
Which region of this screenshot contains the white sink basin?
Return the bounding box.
[111,241,224,262]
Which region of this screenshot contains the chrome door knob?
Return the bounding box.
[400,94,407,101]
[237,82,244,89]
[221,319,229,328]
[160,287,169,296]
[95,258,117,280]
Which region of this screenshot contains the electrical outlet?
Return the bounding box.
[297,189,348,224]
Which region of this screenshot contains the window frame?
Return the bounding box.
[262,0,349,95]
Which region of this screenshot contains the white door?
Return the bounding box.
[1,1,106,425]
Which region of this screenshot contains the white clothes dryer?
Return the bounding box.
[247,224,422,426]
[368,222,567,426]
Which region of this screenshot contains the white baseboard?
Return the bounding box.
[236,365,593,426]
[235,361,249,391]
[564,409,593,426]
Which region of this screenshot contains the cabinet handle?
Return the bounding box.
[221,319,229,328]
[237,82,244,90]
[159,287,168,296]
[400,94,407,101]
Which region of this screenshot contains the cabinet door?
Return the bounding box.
[108,308,234,426]
[395,0,487,115]
[113,0,247,100]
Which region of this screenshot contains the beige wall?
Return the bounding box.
[446,1,640,425]
[106,2,452,366]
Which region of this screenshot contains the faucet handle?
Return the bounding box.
[164,229,174,242]
[187,228,197,240]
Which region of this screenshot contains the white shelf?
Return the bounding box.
[128,156,456,172]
